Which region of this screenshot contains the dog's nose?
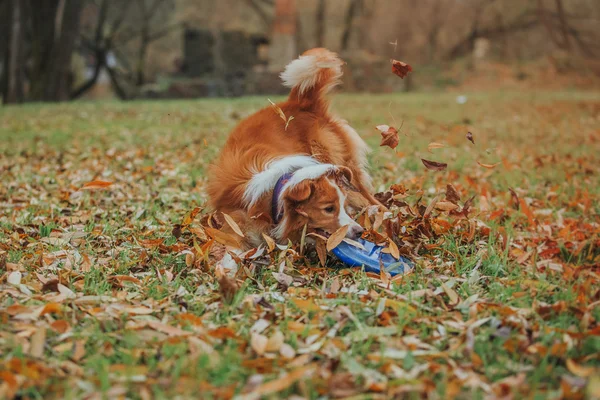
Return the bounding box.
[347,224,364,239]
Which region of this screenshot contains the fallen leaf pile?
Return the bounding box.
[0,93,599,398]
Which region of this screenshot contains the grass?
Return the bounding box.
[0,90,599,399]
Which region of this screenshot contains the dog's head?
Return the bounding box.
[276,165,363,241]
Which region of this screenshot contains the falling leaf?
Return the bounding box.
[81,180,113,190]
[421,159,447,171]
[391,59,413,79]
[327,225,349,251]
[477,161,501,169]
[376,125,399,149]
[427,142,447,152]
[222,213,245,237]
[466,131,475,144]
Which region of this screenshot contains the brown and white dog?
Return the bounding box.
[207,48,379,249]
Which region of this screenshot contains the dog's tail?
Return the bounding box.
[280,48,343,113]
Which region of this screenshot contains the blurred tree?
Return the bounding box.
[75,0,180,99]
[1,0,84,103]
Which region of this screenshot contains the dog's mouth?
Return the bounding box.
[315,228,331,238]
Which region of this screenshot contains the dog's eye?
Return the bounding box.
[324,206,335,213]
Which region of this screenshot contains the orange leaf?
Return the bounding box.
[376,125,399,150]
[566,359,596,377]
[81,180,113,190]
[41,303,62,316]
[326,225,349,251]
[391,59,413,79]
[519,198,536,226]
[50,320,70,333]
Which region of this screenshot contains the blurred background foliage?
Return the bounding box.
[1,0,599,103]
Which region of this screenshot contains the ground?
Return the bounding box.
[0,91,599,399]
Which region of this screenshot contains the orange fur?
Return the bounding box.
[207,48,378,246]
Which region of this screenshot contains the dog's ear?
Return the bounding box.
[334,166,358,191]
[284,180,312,203]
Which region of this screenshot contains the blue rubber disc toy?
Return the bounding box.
[331,238,412,276]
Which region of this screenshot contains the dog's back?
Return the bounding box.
[207,48,376,221]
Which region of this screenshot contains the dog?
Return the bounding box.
[207,48,380,249]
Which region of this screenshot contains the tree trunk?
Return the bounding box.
[28,0,83,102]
[136,32,149,86]
[5,0,24,103]
[44,0,83,101]
[268,0,297,71]
[341,0,360,51]
[554,0,571,50]
[315,0,325,47]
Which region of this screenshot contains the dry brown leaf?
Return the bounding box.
[421,159,447,171]
[81,180,113,190]
[327,225,349,251]
[316,238,327,266]
[446,184,461,203]
[424,194,442,218]
[388,239,400,260]
[427,142,447,152]
[204,227,241,247]
[376,125,399,150]
[222,213,245,237]
[265,330,284,352]
[251,333,268,355]
[435,201,459,211]
[262,233,276,252]
[218,274,239,303]
[252,364,316,397]
[391,59,413,79]
[477,161,501,169]
[280,343,296,359]
[182,207,202,226]
[147,321,190,337]
[441,282,460,305]
[509,188,520,210]
[30,327,46,358]
[566,359,596,377]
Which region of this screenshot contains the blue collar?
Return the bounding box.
[271,172,293,224]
